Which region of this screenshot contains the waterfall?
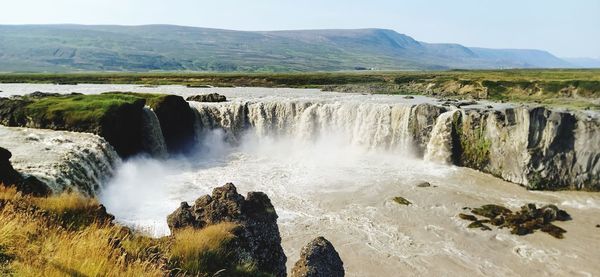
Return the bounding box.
[190,100,417,153]
[424,110,457,164]
[141,107,168,159]
[2,127,122,196]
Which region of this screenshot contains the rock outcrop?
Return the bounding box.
[150,95,196,154]
[167,183,287,277]
[452,106,600,190]
[291,237,345,277]
[0,93,146,157]
[0,92,199,158]
[187,93,227,103]
[0,147,51,196]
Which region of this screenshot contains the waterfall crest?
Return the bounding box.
[190,101,417,153]
[141,107,168,159]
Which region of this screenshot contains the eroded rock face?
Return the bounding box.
[0,147,51,196]
[186,93,227,103]
[167,183,287,277]
[452,107,600,190]
[291,237,344,277]
[150,95,196,154]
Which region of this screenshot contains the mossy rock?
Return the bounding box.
[471,204,512,219]
[392,196,411,206]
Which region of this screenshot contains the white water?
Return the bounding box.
[0,126,120,195]
[141,107,168,159]
[424,110,458,164]
[1,84,598,276]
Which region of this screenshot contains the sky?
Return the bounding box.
[1,0,599,58]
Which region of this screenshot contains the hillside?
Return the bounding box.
[0,25,574,72]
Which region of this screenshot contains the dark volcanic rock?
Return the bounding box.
[150,95,196,154]
[186,93,227,103]
[291,237,345,277]
[99,98,146,157]
[0,147,51,196]
[0,147,21,186]
[167,183,286,277]
[460,203,571,239]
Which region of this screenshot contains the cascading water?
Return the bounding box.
[190,101,417,153]
[0,126,121,196]
[424,110,457,164]
[141,107,168,159]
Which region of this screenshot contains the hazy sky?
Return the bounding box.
[1,0,599,58]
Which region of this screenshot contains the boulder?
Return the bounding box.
[291,237,345,277]
[0,147,51,196]
[167,183,286,277]
[0,147,20,186]
[186,93,227,103]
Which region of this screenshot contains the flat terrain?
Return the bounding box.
[1,69,598,109]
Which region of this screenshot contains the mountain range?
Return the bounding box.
[0,24,594,72]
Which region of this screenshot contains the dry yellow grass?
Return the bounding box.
[32,192,98,214]
[169,222,240,275]
[0,188,165,276]
[0,186,268,276]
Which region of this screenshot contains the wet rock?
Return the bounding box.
[28,91,61,98]
[471,204,512,219]
[541,223,566,239]
[416,181,431,188]
[167,183,286,277]
[291,237,344,277]
[457,100,478,107]
[468,220,491,231]
[392,196,411,206]
[0,147,21,186]
[458,213,478,221]
[540,204,571,222]
[460,203,571,239]
[403,95,414,99]
[0,147,51,196]
[186,93,227,103]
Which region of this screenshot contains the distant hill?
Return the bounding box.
[563,57,600,68]
[0,24,577,72]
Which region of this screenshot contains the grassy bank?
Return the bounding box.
[0,186,267,276]
[1,69,598,110]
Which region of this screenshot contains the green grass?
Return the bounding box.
[1,69,598,110]
[24,94,143,127]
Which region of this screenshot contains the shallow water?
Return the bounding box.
[2,84,599,276]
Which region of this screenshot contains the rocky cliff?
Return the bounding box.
[192,100,600,190]
[0,92,197,158]
[450,106,600,190]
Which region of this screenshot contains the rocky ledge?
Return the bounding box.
[0,92,196,158]
[186,93,227,103]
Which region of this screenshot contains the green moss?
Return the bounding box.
[23,93,143,127]
[0,69,598,110]
[458,119,491,170]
